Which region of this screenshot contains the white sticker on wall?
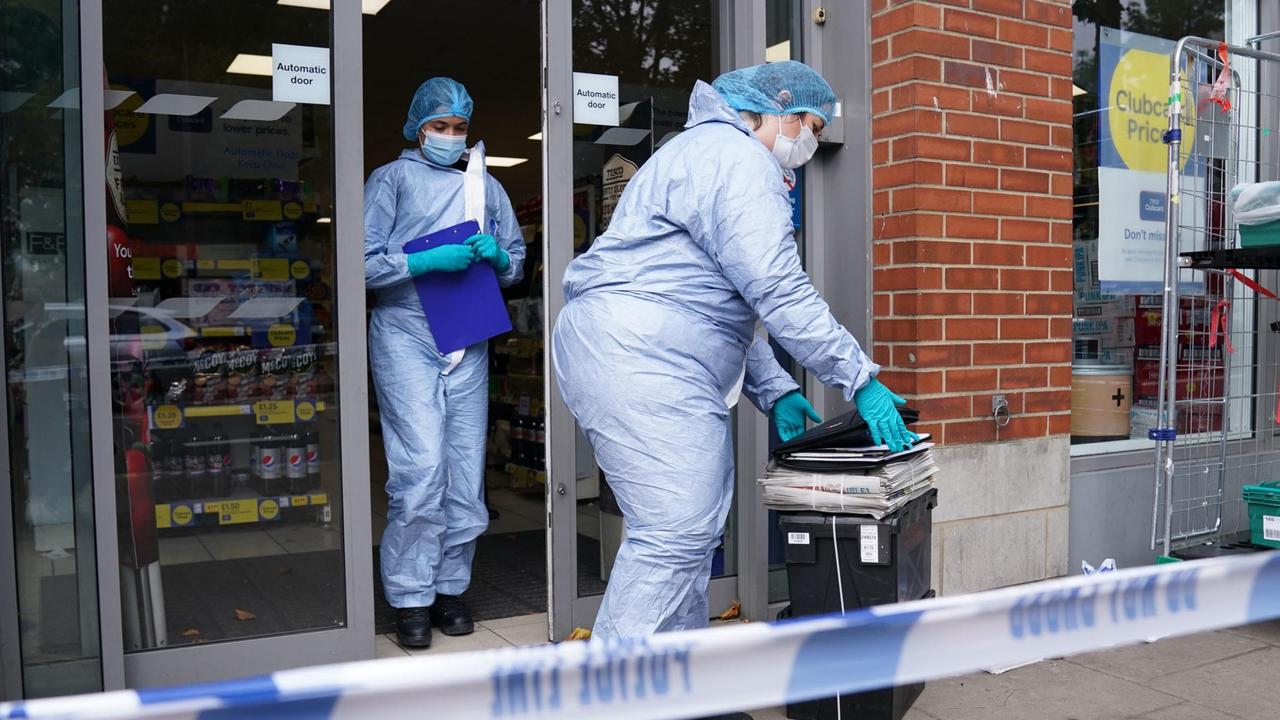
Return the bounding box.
[272,43,330,105]
[572,72,619,126]
[860,525,879,563]
[787,532,810,545]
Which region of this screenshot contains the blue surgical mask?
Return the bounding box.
[420,130,467,166]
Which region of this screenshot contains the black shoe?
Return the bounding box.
[394,606,432,648]
[430,594,474,636]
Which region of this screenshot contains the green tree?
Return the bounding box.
[1124,0,1225,41]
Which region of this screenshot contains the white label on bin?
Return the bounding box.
[860,525,879,563]
[787,532,810,545]
[1265,515,1280,541]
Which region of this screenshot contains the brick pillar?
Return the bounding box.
[869,0,1075,446]
[868,0,1076,594]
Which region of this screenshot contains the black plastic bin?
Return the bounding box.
[778,488,937,720]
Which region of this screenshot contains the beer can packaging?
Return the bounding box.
[258,348,293,400]
[289,345,320,397]
[192,348,230,404]
[226,347,259,403]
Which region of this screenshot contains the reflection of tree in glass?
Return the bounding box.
[573,0,710,87]
[1124,0,1224,41]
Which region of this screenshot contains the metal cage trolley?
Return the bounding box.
[1153,34,1280,557]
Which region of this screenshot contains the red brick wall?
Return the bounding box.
[869,0,1075,444]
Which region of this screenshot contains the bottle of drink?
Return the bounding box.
[161,433,185,502]
[249,427,265,492]
[512,415,527,468]
[535,412,546,471]
[207,424,230,497]
[304,427,321,491]
[284,425,308,496]
[150,430,171,504]
[258,430,283,496]
[184,429,207,499]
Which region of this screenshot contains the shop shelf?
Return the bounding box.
[148,399,328,426]
[504,463,546,486]
[132,255,322,281]
[1179,247,1280,270]
[155,492,329,529]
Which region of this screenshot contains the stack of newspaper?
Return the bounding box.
[759,409,936,518]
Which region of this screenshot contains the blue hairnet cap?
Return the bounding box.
[711,60,836,124]
[402,77,474,140]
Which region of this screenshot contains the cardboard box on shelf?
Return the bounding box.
[1073,239,1100,291]
[1130,403,1159,439]
[1134,359,1225,401]
[1099,347,1134,366]
[1074,317,1136,348]
[1075,297,1136,320]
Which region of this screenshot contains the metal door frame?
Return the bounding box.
[75,0,374,689]
[543,0,766,640]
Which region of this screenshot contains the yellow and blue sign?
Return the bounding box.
[1096,27,1208,295]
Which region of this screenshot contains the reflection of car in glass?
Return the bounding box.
[8,303,197,385]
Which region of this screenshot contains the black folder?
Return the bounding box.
[771,407,919,458]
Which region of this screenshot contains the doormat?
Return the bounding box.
[159,550,344,646]
[373,530,607,634]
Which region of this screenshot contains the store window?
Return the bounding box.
[103,1,344,650]
[1,0,103,697]
[1070,2,1227,452]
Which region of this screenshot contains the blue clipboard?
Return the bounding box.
[402,220,512,355]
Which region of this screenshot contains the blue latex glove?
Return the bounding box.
[465,232,511,273]
[406,244,475,276]
[773,391,822,442]
[854,378,919,452]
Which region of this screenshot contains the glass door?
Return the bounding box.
[0,0,103,698]
[87,0,372,686]
[544,0,743,638]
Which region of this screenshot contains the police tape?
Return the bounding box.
[4,550,1279,720]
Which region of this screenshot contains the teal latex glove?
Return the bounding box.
[854,378,920,452]
[465,232,511,273]
[406,244,475,276]
[773,391,822,442]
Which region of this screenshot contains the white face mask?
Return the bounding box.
[772,123,818,169]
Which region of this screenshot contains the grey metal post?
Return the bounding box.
[80,0,126,691]
[333,0,375,657]
[731,0,770,625]
[544,0,578,641]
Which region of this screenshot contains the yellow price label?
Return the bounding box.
[126,199,159,225]
[160,202,182,222]
[217,500,258,525]
[242,199,283,221]
[201,327,241,338]
[295,400,316,422]
[259,499,281,521]
[267,323,297,347]
[132,256,161,280]
[254,400,296,425]
[196,259,216,270]
[290,260,310,280]
[283,202,303,220]
[153,404,183,430]
[161,258,185,278]
[290,495,309,507]
[141,325,168,351]
[155,505,172,529]
[172,505,194,526]
[254,257,289,281]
